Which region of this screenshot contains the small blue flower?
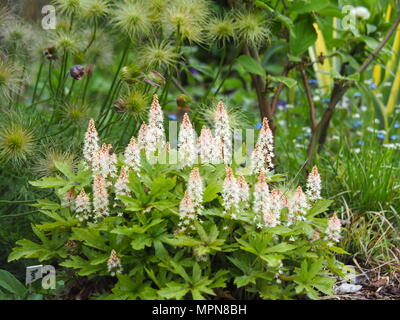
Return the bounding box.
[168,114,178,120]
[369,83,377,89]
[394,123,400,129]
[277,100,287,110]
[376,133,385,140]
[353,92,361,98]
[188,67,199,75]
[255,122,262,130]
[357,140,364,145]
[304,132,311,137]
[391,135,398,140]
[322,98,330,103]
[352,120,362,128]
[308,79,318,85]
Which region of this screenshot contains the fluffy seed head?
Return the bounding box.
[53,0,83,15]
[148,0,167,21]
[111,0,152,40]
[49,30,80,54]
[119,63,141,84]
[0,53,24,100]
[61,102,88,124]
[235,11,271,47]
[0,6,11,28]
[0,122,35,165]
[162,0,209,44]
[81,0,110,20]
[201,99,249,129]
[33,147,75,177]
[0,19,35,59]
[115,88,149,120]
[206,14,236,46]
[139,40,179,71]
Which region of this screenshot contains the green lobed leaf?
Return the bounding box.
[289,15,317,56]
[236,55,266,78]
[268,76,297,88]
[29,177,69,189]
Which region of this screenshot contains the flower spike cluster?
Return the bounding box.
[137,123,148,149]
[253,172,270,216]
[187,167,203,213]
[198,126,216,163]
[83,119,99,167]
[251,117,274,174]
[178,113,198,167]
[306,166,321,201]
[62,189,76,210]
[114,166,130,198]
[76,96,333,240]
[107,250,123,276]
[124,136,141,174]
[93,174,110,221]
[178,191,197,232]
[144,94,165,158]
[92,144,117,179]
[287,186,309,226]
[222,167,240,216]
[326,213,341,243]
[75,189,91,223]
[263,189,284,227]
[237,175,250,205]
[214,101,232,164]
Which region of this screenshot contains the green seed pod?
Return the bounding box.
[120,63,142,84]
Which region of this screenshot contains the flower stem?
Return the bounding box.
[98,80,122,129]
[214,43,243,97]
[48,60,55,95]
[98,40,131,124]
[31,60,44,105]
[203,46,227,101]
[57,51,69,97]
[84,18,98,53]
[82,75,91,103]
[66,78,76,101]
